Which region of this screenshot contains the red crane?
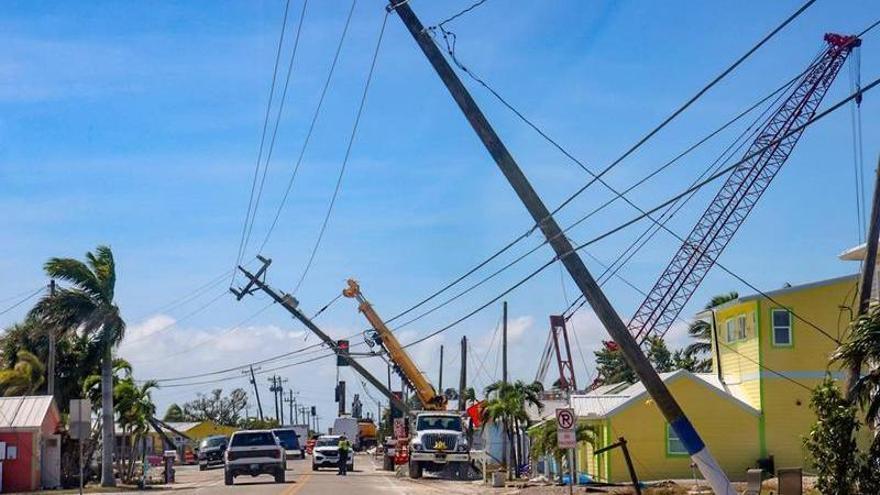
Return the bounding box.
[629,33,861,343]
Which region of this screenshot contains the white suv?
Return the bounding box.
[311,435,354,471]
[224,430,285,485]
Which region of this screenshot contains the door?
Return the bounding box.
[41,435,60,489]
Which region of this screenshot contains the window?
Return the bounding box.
[230,432,276,447]
[737,315,747,340]
[416,416,462,432]
[772,309,792,346]
[666,424,687,456]
[726,315,748,343]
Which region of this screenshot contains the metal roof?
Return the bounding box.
[0,395,56,429]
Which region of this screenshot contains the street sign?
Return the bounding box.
[556,408,577,449]
[69,399,91,440]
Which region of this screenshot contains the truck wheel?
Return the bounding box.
[455,463,469,480]
[224,470,233,486]
[275,469,285,483]
[409,461,423,479]
[199,464,206,471]
[312,463,319,471]
[382,455,394,471]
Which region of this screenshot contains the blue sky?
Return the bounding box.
[1,0,878,421]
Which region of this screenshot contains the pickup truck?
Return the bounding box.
[408,412,470,479]
[224,430,285,485]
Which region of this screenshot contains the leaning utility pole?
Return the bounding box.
[244,366,264,421]
[846,157,880,396]
[388,2,733,492]
[458,336,467,411]
[232,257,409,415]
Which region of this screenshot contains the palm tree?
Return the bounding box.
[529,420,596,481]
[30,246,125,487]
[685,291,738,372]
[115,378,158,482]
[834,304,880,427]
[482,380,544,478]
[0,350,45,396]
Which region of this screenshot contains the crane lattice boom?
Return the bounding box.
[629,33,860,343]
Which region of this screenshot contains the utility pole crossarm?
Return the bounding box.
[388,2,733,492]
[233,260,409,415]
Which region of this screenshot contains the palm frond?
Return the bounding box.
[86,245,116,303]
[44,258,103,299]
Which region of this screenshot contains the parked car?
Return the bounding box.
[311,435,353,471]
[272,427,305,460]
[197,435,228,471]
[224,430,285,485]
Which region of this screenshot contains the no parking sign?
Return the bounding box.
[556,408,577,449]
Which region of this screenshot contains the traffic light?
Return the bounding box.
[310,406,316,416]
[336,339,350,366]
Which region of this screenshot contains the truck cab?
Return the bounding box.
[408,412,470,479]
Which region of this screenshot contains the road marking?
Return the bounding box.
[282,472,311,495]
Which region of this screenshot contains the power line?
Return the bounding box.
[291,7,389,294]
[0,287,44,317]
[241,0,311,260]
[128,301,276,364]
[233,0,295,284]
[121,290,230,348]
[378,4,815,330]
[398,77,880,350]
[256,0,358,254]
[432,0,491,28]
[141,77,877,389]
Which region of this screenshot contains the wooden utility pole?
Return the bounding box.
[458,336,467,411]
[285,390,296,427]
[438,344,444,392]
[388,2,733,492]
[502,301,508,383]
[232,257,409,414]
[502,301,508,476]
[268,376,280,423]
[47,279,56,398]
[847,158,880,396]
[248,366,264,421]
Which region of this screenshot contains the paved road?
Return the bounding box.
[144,454,487,494]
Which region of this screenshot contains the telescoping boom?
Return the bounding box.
[343,279,448,410]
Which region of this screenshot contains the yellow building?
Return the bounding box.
[149,421,238,456]
[531,273,862,482]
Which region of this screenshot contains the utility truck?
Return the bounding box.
[343,279,471,479]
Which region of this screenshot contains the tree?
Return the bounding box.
[530,420,596,482]
[804,378,860,495]
[0,350,45,396]
[685,291,738,372]
[646,336,674,372]
[163,403,185,422]
[834,304,880,426]
[29,246,125,487]
[114,378,158,482]
[594,341,636,384]
[482,380,544,478]
[181,388,248,426]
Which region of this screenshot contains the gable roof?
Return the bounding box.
[565,370,759,420]
[701,274,859,315]
[0,396,57,429]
